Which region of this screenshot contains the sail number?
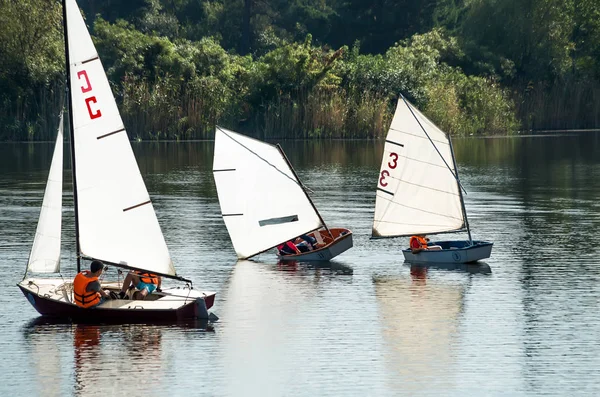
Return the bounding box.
[379,152,398,187]
[77,70,102,120]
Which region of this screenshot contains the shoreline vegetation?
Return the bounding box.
[3,128,600,145]
[1,0,599,141]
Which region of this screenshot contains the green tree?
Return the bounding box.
[0,0,63,140]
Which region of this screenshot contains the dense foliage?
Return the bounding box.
[1,0,599,140]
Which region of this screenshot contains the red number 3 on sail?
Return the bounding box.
[379,152,399,187]
[388,152,398,169]
[379,170,390,187]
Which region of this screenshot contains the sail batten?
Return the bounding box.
[372,97,465,237]
[27,115,64,274]
[97,128,126,140]
[65,0,175,276]
[213,127,324,259]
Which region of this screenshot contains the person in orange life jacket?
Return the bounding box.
[73,260,111,308]
[117,270,161,300]
[409,235,442,253]
[277,240,301,256]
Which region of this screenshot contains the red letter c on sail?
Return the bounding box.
[77,70,92,93]
[85,97,102,119]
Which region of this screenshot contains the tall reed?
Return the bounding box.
[255,87,391,139]
[0,80,63,141]
[515,78,600,131]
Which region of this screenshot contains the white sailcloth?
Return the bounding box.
[213,127,324,259]
[27,114,64,273]
[372,98,465,237]
[65,0,175,276]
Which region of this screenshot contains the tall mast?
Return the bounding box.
[62,0,82,272]
[448,137,473,244]
[276,144,334,240]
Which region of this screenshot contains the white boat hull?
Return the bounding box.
[402,240,493,264]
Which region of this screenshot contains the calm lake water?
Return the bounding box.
[1,134,599,396]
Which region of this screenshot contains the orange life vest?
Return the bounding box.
[138,272,159,285]
[409,235,428,250]
[73,271,101,308]
[277,241,300,255]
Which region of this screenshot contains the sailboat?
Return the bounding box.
[17,0,216,321]
[212,127,353,261]
[372,95,493,263]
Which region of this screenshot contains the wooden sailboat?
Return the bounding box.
[372,95,493,263]
[17,0,216,321]
[212,127,353,261]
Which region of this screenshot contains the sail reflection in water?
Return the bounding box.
[374,263,490,393]
[22,320,213,396]
[73,324,165,394]
[21,320,68,396]
[217,260,371,396]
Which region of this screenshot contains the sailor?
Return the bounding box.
[73,260,111,308]
[277,240,301,256]
[294,234,317,252]
[409,234,442,253]
[118,270,161,300]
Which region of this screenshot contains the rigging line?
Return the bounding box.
[216,126,314,194]
[277,144,333,239]
[448,136,473,244]
[400,95,468,195]
[375,157,464,223]
[379,176,462,197]
[377,156,449,226]
[376,196,465,222]
[388,127,449,146]
[388,149,451,169]
[375,218,465,226]
[81,256,192,284]
[371,228,468,239]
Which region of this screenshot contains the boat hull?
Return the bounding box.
[18,278,216,323]
[278,228,353,261]
[402,240,493,264]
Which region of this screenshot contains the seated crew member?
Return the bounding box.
[118,270,161,300]
[73,260,111,308]
[294,234,317,253]
[409,235,442,253]
[277,240,301,256]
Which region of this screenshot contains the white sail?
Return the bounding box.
[372,98,465,237]
[65,0,175,276]
[213,127,324,259]
[27,115,64,273]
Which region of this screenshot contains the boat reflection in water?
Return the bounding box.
[374,262,491,394]
[217,259,355,396]
[408,261,492,276]
[21,318,213,395]
[275,259,354,276]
